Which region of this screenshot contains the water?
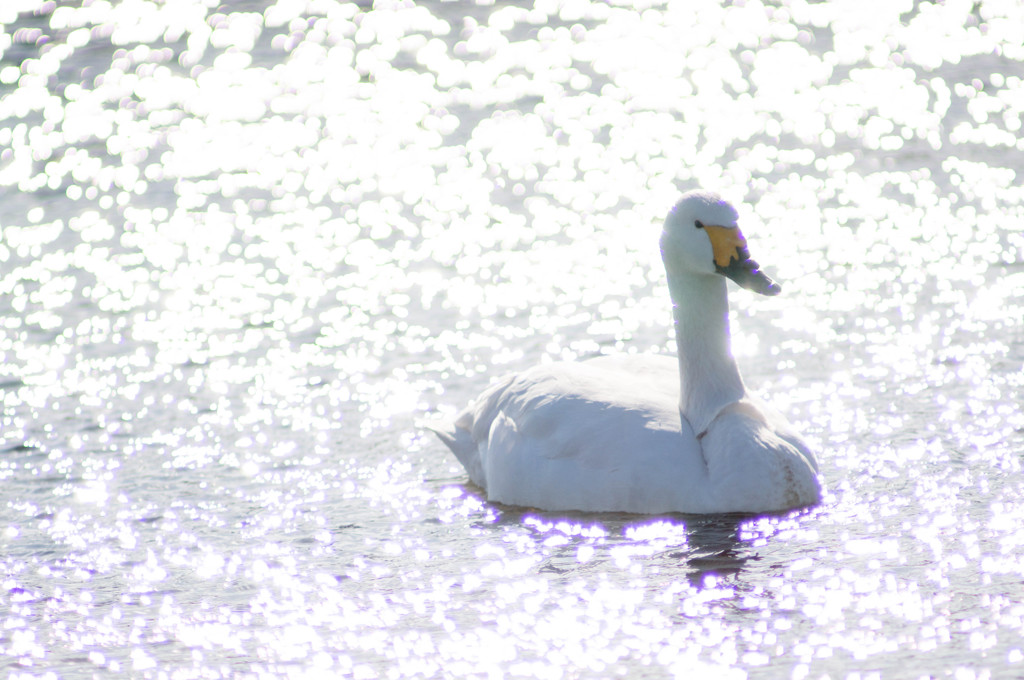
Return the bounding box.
[1,0,1023,677]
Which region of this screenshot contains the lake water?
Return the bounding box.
[2,0,1023,678]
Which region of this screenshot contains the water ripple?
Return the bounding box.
[1,0,1023,678]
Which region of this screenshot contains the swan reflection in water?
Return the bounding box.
[463,487,782,589]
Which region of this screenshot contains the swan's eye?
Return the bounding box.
[694,220,705,229]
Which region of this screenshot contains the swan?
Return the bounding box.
[432,190,821,514]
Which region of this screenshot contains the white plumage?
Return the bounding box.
[433,190,821,514]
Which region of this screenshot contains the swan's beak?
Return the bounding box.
[704,225,782,296]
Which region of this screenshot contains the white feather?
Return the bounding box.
[432,191,821,514]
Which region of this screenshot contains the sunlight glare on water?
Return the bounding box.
[1,0,1024,678]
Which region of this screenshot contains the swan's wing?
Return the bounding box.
[439,355,712,513]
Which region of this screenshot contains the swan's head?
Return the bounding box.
[660,190,781,296]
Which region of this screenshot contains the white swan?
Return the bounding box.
[433,190,821,514]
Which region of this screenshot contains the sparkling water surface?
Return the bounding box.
[2,0,1024,678]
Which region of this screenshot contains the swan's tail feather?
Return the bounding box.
[429,422,486,488]
[431,375,517,490]
[429,423,457,451]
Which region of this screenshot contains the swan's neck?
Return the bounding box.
[667,271,746,437]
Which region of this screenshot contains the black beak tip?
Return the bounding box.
[717,259,782,296]
[762,279,782,296]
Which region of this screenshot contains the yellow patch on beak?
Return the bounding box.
[703,225,748,269]
[701,223,781,295]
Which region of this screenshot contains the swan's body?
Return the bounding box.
[433,191,821,514]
